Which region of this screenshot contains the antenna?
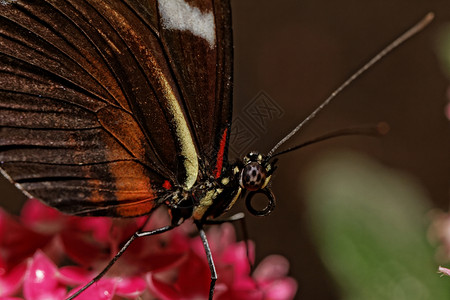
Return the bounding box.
[270,122,390,158]
[267,12,434,158]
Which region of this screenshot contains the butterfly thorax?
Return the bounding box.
[167,152,277,225]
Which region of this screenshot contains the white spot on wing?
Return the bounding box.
[157,0,216,48]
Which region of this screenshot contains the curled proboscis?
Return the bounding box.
[245,188,276,217]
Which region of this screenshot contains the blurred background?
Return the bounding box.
[229,0,450,299]
[1,0,449,299]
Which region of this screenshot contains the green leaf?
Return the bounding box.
[304,151,449,300]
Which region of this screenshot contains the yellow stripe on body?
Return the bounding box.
[193,188,223,220]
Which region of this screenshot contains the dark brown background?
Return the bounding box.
[230,0,450,299]
[1,1,449,299]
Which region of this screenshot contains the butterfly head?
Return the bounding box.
[239,152,271,191]
[238,151,278,217]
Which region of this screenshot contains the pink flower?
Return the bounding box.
[438,266,450,277]
[0,204,53,298]
[0,199,297,299]
[148,223,297,300]
[253,256,298,300]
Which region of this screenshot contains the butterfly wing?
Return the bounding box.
[154,0,233,178]
[0,0,233,217]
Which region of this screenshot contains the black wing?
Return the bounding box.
[0,0,233,217]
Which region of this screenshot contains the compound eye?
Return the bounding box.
[240,162,267,191]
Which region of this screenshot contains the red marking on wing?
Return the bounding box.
[214,128,228,178]
[162,180,172,190]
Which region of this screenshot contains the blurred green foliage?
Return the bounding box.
[304,151,449,300]
[436,24,450,79]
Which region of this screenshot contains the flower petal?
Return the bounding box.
[262,278,298,300]
[58,266,92,286]
[115,276,146,297]
[0,210,51,271]
[221,241,254,277]
[253,255,290,282]
[176,251,211,297]
[0,260,27,297]
[147,274,181,300]
[20,199,66,234]
[147,250,211,300]
[23,251,66,300]
[67,279,116,300]
[439,265,450,276]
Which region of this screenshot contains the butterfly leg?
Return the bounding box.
[196,222,217,300]
[204,213,254,272]
[66,224,175,300]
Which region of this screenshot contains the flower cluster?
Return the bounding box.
[0,199,297,299]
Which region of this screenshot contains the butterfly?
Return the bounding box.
[0,0,433,299]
